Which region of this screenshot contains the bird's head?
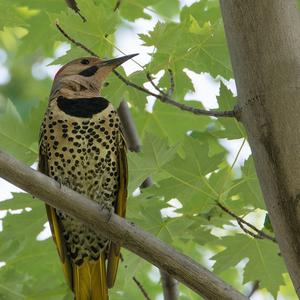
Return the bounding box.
[50,54,138,98]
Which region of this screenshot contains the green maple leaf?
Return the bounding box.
[115,0,160,21]
[18,12,59,56]
[0,99,39,164]
[133,101,211,146]
[102,70,148,111]
[50,0,119,64]
[12,0,66,12]
[229,156,265,209]
[154,136,225,213]
[215,82,245,139]
[128,132,178,193]
[0,3,27,30]
[180,0,232,78]
[0,193,71,299]
[212,235,286,297]
[140,0,232,102]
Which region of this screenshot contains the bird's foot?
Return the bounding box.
[99,203,114,223]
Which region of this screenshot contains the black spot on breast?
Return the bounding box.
[79,65,98,77]
[57,96,109,118]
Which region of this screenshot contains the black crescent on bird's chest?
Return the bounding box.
[57,96,109,118]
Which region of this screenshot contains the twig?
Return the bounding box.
[55,23,236,119]
[236,219,264,240]
[56,22,97,56]
[114,0,122,11]
[0,150,248,300]
[64,0,86,22]
[113,70,235,118]
[120,254,152,300]
[145,69,175,99]
[146,72,167,95]
[216,201,276,243]
[132,277,152,300]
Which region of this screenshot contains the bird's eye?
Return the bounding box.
[80,59,90,65]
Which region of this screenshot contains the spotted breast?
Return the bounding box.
[40,96,123,265]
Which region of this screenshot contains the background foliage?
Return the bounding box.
[0,0,298,299]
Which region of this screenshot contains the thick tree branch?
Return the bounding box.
[55,22,236,119]
[0,150,248,300]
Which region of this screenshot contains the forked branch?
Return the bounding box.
[216,201,276,243]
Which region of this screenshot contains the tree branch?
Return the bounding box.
[160,270,179,300]
[64,0,86,22]
[114,0,122,11]
[132,276,152,300]
[55,22,236,119]
[56,21,97,56]
[216,201,276,243]
[0,150,248,300]
[117,101,141,152]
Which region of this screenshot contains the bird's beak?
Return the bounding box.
[97,53,138,68]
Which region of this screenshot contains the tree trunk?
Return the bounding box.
[220,0,300,296]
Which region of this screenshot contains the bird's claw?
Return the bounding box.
[99,203,114,223]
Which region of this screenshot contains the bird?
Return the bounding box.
[38,54,137,299]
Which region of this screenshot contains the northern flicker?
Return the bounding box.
[38,54,136,299]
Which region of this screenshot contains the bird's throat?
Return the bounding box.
[57,96,109,118]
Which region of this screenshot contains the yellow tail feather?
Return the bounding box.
[73,253,108,300]
[106,242,121,288]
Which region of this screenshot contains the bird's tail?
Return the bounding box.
[73,253,108,300]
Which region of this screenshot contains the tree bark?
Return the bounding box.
[0,150,248,300]
[220,0,300,296]
[160,270,179,300]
